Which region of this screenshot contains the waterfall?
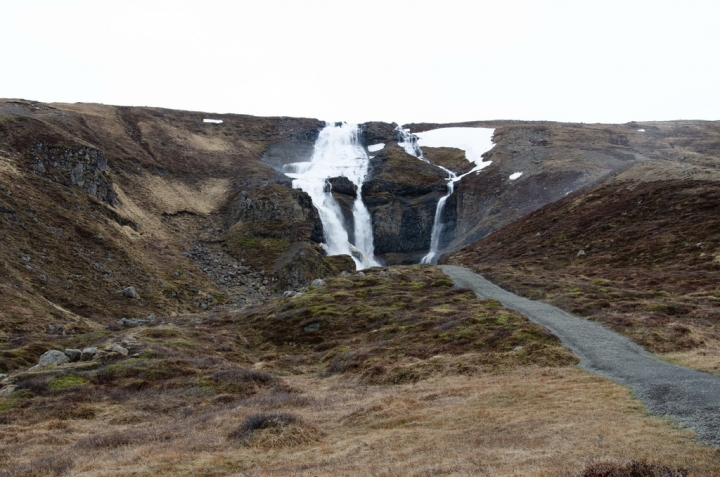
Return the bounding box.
[397,125,455,265]
[420,165,456,264]
[283,122,380,269]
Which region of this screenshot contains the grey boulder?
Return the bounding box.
[30,350,69,370]
[64,348,82,362]
[122,286,139,299]
[80,347,98,361]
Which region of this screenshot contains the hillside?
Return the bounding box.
[447,162,720,371]
[2,99,720,475]
[3,266,719,476]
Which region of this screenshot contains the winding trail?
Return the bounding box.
[440,265,720,446]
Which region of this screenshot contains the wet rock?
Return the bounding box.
[64,349,82,362]
[30,350,69,370]
[122,286,139,299]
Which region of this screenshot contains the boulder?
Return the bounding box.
[103,343,129,356]
[324,254,356,274]
[122,286,139,299]
[30,350,69,370]
[80,347,98,361]
[272,241,334,289]
[64,348,82,362]
[310,279,327,288]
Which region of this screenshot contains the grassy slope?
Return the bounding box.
[447,174,720,372]
[1,266,718,476]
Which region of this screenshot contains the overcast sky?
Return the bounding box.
[2,0,719,124]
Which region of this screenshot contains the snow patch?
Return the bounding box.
[637,129,645,132]
[414,127,495,180]
[367,143,385,152]
[509,172,523,180]
[203,119,223,124]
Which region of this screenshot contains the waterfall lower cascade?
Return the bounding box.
[283,122,380,270]
[397,126,455,264]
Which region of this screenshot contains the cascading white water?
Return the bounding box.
[283,122,380,269]
[420,164,456,264]
[397,125,455,264]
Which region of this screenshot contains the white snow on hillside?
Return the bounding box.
[203,119,223,124]
[414,127,495,180]
[367,143,385,152]
[509,172,523,180]
[637,129,645,132]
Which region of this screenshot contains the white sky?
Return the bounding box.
[2,0,719,124]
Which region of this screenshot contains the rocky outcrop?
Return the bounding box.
[362,145,449,264]
[31,144,116,205]
[359,122,399,146]
[260,141,316,172]
[229,184,323,243]
[272,241,335,289]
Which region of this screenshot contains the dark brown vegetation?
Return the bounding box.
[2,266,719,475]
[447,178,720,357]
[574,460,694,477]
[233,265,577,382]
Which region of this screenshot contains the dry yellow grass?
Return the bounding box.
[3,367,719,476]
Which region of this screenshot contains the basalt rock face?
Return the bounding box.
[327,176,358,244]
[359,121,399,146]
[31,144,116,205]
[362,144,449,264]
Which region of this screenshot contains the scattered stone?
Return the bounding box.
[283,290,296,298]
[387,269,401,276]
[30,350,69,370]
[339,271,350,277]
[577,250,586,257]
[303,322,320,332]
[103,343,129,356]
[80,347,98,361]
[21,255,31,263]
[379,270,388,277]
[310,278,327,287]
[122,286,139,299]
[200,302,208,310]
[47,323,64,334]
[64,348,82,362]
[355,271,365,277]
[513,346,524,352]
[118,317,151,327]
[293,292,304,298]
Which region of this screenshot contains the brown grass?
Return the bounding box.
[1,368,719,476]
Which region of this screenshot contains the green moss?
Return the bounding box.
[49,374,89,390]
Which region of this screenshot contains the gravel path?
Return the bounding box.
[440,265,720,446]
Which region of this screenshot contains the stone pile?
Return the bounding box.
[183,243,274,308]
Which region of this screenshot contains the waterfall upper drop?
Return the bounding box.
[283,122,380,270]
